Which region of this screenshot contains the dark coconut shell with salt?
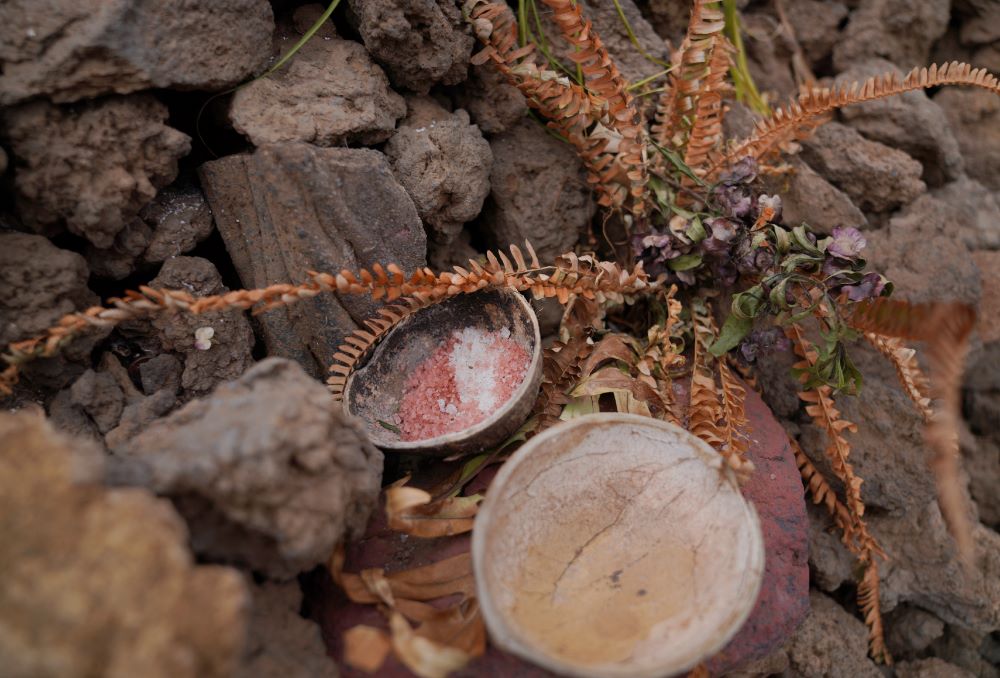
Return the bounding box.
[343,287,543,456]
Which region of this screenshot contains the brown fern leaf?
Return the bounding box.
[540,0,649,217]
[465,0,647,218]
[786,324,866,523]
[688,300,725,446]
[849,297,977,564]
[858,557,892,665]
[652,1,727,157]
[534,332,594,433]
[791,437,853,535]
[688,300,753,478]
[327,296,436,400]
[681,36,735,179]
[711,61,1000,177]
[2,243,653,395]
[864,333,932,421]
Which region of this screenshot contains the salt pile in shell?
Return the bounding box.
[398,327,530,441]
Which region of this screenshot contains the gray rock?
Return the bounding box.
[783,0,849,69]
[347,0,473,93]
[139,354,184,396]
[762,157,867,234]
[111,358,384,579]
[386,97,492,244]
[236,580,337,678]
[957,0,1000,46]
[865,197,981,306]
[929,625,1000,678]
[69,370,125,435]
[935,87,1000,191]
[932,178,1000,251]
[0,233,103,390]
[137,257,255,398]
[805,502,857,593]
[800,122,926,213]
[199,144,427,377]
[833,0,950,73]
[230,7,405,147]
[3,96,190,248]
[836,59,964,187]
[105,389,179,449]
[0,0,273,105]
[784,591,882,678]
[452,62,528,135]
[896,658,976,678]
[481,118,595,262]
[141,184,216,264]
[885,605,945,657]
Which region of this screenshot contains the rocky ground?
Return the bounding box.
[0,0,998,676]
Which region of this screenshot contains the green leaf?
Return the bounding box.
[668,253,703,271]
[709,313,753,356]
[732,284,766,319]
[772,225,791,254]
[686,216,707,243]
[377,419,401,434]
[793,225,821,254]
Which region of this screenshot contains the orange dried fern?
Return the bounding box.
[849,298,977,563]
[712,61,1000,176]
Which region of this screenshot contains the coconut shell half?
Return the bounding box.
[472,413,765,678]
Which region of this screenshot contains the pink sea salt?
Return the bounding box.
[398,327,531,441]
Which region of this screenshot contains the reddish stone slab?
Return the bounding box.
[305,383,809,677]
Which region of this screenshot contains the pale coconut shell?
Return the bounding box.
[343,287,542,456]
[472,413,765,678]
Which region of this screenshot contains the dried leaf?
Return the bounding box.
[343,625,392,674]
[385,486,482,538]
[389,612,473,678]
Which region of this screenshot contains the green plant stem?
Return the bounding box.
[612,0,670,69]
[723,0,769,115]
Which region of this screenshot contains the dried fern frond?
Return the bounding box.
[1,243,654,396]
[791,437,853,535]
[849,297,977,564]
[465,0,648,218]
[688,299,753,478]
[535,333,594,433]
[682,37,734,179]
[652,0,728,158]
[712,61,1000,177]
[787,324,866,538]
[539,0,650,217]
[327,296,437,400]
[858,557,892,664]
[864,333,932,421]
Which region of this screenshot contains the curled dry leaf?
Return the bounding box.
[343,625,392,674]
[385,485,482,538]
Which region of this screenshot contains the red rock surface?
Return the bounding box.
[305,382,809,676]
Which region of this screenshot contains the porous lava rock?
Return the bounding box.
[784,591,883,677]
[85,183,216,280]
[935,87,1000,191]
[833,0,950,72]
[0,412,248,678]
[783,0,849,70]
[110,358,383,579]
[836,59,965,187]
[451,62,528,135]
[347,0,473,93]
[480,118,595,262]
[3,96,190,248]
[199,144,427,377]
[386,96,492,244]
[761,157,868,235]
[230,5,405,147]
[124,256,255,398]
[236,580,338,678]
[0,0,273,105]
[799,122,926,214]
[0,233,103,390]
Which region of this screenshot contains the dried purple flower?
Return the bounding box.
[738,327,791,363]
[827,226,867,260]
[843,272,887,301]
[702,217,741,255]
[714,185,753,219]
[720,157,758,185]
